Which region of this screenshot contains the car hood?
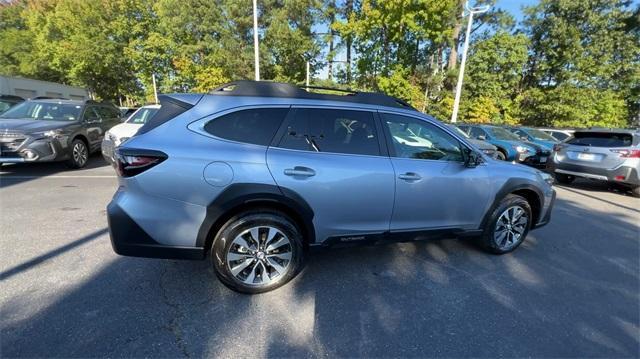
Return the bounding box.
[0,118,74,133]
[531,140,555,150]
[467,138,496,150]
[107,123,143,140]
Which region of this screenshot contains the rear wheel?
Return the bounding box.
[554,173,575,184]
[211,210,305,294]
[66,139,89,168]
[631,186,640,198]
[480,194,532,254]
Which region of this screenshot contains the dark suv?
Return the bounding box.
[0,99,122,168]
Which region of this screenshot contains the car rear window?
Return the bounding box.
[568,132,634,147]
[204,108,289,146]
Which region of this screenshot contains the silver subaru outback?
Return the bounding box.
[107,81,556,293]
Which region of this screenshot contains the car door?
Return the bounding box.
[81,106,103,148]
[380,112,492,231]
[267,107,395,243]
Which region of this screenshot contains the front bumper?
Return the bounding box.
[547,160,640,187]
[519,151,551,169]
[107,201,205,260]
[101,138,116,164]
[0,136,68,163]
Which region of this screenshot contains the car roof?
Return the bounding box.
[29,98,116,107]
[574,128,639,135]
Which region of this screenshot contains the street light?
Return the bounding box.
[450,1,490,123]
[252,0,260,81]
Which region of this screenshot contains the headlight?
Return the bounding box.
[34,129,65,139]
[515,145,530,153]
[539,172,554,186]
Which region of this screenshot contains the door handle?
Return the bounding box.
[398,172,422,181]
[284,166,316,177]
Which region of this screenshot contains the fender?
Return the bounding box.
[196,183,316,249]
[479,178,544,230]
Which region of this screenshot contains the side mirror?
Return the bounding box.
[477,135,486,140]
[464,148,483,168]
[86,116,101,124]
[520,136,528,141]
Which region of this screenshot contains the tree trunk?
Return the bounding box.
[345,0,353,83]
[447,0,465,70]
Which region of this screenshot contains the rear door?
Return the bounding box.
[380,112,492,230]
[267,107,395,243]
[559,132,636,169]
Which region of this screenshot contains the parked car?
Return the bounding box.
[455,124,551,167]
[102,104,160,164]
[505,126,559,149]
[0,99,122,168]
[0,95,24,114]
[547,129,640,196]
[118,107,139,119]
[107,81,556,294]
[539,128,574,142]
[446,124,498,158]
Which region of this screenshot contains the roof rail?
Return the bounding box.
[210,80,416,110]
[33,96,70,100]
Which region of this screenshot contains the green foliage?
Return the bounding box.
[376,66,423,109]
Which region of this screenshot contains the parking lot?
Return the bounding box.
[1,155,639,357]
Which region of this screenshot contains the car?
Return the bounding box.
[456,124,550,167]
[547,129,640,196]
[538,128,574,142]
[0,95,24,114]
[107,81,556,294]
[504,126,559,150]
[119,106,139,119]
[446,124,498,158]
[102,104,160,164]
[0,99,122,168]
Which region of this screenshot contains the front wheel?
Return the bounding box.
[495,150,507,161]
[480,194,532,254]
[66,139,89,168]
[211,210,305,294]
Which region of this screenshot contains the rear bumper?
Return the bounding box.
[547,161,640,187]
[107,201,205,260]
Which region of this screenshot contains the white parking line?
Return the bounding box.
[0,175,116,179]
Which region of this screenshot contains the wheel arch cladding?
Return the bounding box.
[72,134,89,147]
[481,178,544,229]
[196,183,316,252]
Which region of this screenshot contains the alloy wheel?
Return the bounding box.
[226,226,293,286]
[73,142,88,166]
[494,205,528,250]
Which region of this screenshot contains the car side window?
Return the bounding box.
[381,113,464,162]
[469,127,486,139]
[204,108,289,146]
[82,106,101,122]
[279,108,380,156]
[513,129,528,139]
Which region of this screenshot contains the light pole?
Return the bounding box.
[252,0,260,81]
[450,1,490,123]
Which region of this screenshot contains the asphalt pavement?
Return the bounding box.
[1,155,639,358]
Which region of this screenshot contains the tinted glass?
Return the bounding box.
[469,127,487,139]
[448,125,470,138]
[205,108,289,146]
[526,128,557,141]
[82,106,101,121]
[568,132,633,147]
[549,132,569,141]
[0,101,82,121]
[489,127,521,140]
[279,108,380,156]
[382,113,464,162]
[96,107,119,120]
[127,107,159,124]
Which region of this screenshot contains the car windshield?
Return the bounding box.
[0,101,81,121]
[126,107,159,124]
[489,127,521,140]
[448,125,470,138]
[526,128,557,141]
[0,100,15,114]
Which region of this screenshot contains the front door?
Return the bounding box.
[267,107,395,243]
[380,112,492,231]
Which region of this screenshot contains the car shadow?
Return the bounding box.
[1,197,638,357]
[0,154,112,188]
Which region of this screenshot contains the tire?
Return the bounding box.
[554,173,575,185]
[495,150,507,161]
[631,186,640,198]
[479,194,532,254]
[211,209,305,294]
[66,139,89,169]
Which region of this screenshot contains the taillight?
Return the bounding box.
[114,148,167,177]
[610,149,640,158]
